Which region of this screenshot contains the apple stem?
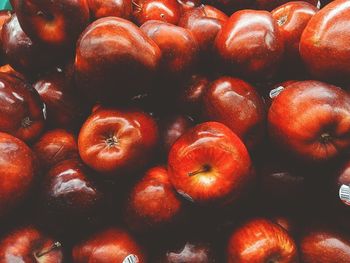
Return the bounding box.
[188,164,211,176]
[36,242,62,258]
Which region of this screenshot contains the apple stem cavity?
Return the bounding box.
[320,132,332,144]
[36,241,62,258]
[188,164,211,176]
[21,117,33,128]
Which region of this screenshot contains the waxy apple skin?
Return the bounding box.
[88,0,132,20]
[268,80,350,162]
[202,77,266,149]
[0,10,12,64]
[72,228,146,263]
[254,0,318,10]
[215,10,284,79]
[78,108,158,175]
[227,218,298,263]
[75,17,161,104]
[0,226,63,263]
[168,122,253,205]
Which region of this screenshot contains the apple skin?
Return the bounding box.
[168,121,253,205]
[300,0,350,81]
[177,0,201,12]
[300,228,350,263]
[140,20,198,77]
[227,218,298,263]
[74,17,161,104]
[11,0,90,49]
[0,10,12,64]
[88,0,132,20]
[72,228,146,263]
[268,80,350,162]
[133,0,181,25]
[78,108,159,175]
[33,129,78,171]
[0,226,63,263]
[125,166,184,231]
[0,132,36,217]
[215,10,284,79]
[0,73,45,142]
[272,1,318,62]
[202,76,266,149]
[254,0,318,11]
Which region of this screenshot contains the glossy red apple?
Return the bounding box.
[300,228,350,263]
[215,10,284,79]
[74,17,161,104]
[268,80,350,161]
[141,20,198,77]
[227,218,298,262]
[11,0,90,48]
[88,0,132,20]
[0,132,36,217]
[254,0,318,11]
[78,108,159,175]
[202,76,266,148]
[33,129,78,171]
[300,0,350,80]
[133,0,181,25]
[72,228,146,263]
[0,73,45,142]
[0,226,63,263]
[168,122,253,204]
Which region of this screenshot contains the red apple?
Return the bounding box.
[215,10,284,79]
[268,80,350,161]
[0,73,45,142]
[300,0,350,80]
[33,129,78,171]
[0,10,12,64]
[74,17,161,104]
[78,108,159,175]
[177,0,201,12]
[0,132,36,217]
[133,0,181,25]
[202,76,266,149]
[0,226,63,262]
[254,0,318,11]
[72,228,146,263]
[11,0,90,49]
[88,0,132,20]
[227,218,298,262]
[168,122,253,204]
[140,20,198,77]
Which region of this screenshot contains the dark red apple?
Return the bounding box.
[0,226,63,263]
[215,10,284,79]
[74,17,161,104]
[140,20,198,77]
[33,129,78,171]
[72,228,146,263]
[268,80,350,161]
[88,0,133,20]
[300,0,350,80]
[11,0,90,48]
[78,108,159,175]
[168,122,253,204]
[133,0,181,25]
[0,132,36,217]
[202,76,266,148]
[0,73,45,142]
[227,218,298,262]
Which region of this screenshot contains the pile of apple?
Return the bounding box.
[0,0,350,262]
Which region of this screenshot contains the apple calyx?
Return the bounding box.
[35,241,62,258]
[21,117,33,128]
[105,135,118,147]
[319,132,332,144]
[188,164,211,176]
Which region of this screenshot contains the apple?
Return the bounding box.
[202,76,266,149]
[0,72,45,142]
[168,121,253,204]
[300,0,350,81]
[0,226,63,262]
[74,17,161,104]
[268,80,350,161]
[0,10,12,64]
[215,10,284,79]
[88,0,132,20]
[227,218,298,262]
[11,0,90,49]
[72,228,146,263]
[0,132,36,217]
[78,108,159,175]
[254,0,318,11]
[140,20,198,77]
[33,129,78,171]
[133,0,181,25]
[177,0,201,12]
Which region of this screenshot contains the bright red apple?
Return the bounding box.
[88,0,132,20]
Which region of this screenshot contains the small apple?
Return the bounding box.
[88,0,132,20]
